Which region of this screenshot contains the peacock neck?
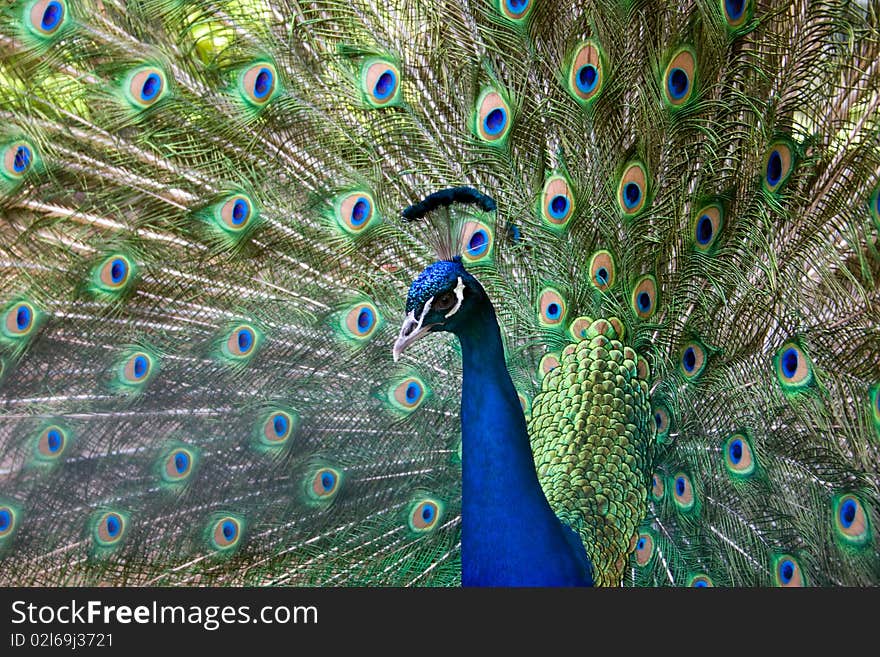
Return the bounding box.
[455,302,593,586]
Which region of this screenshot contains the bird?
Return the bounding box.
[0,0,878,587]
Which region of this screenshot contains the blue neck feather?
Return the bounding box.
[455,300,594,586]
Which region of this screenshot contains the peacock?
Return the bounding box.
[0,0,878,587]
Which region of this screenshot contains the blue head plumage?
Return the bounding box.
[393,257,487,361]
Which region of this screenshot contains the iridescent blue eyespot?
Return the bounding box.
[210,515,243,549]
[361,60,401,107]
[696,215,713,244]
[623,183,641,209]
[224,324,260,360]
[774,341,813,393]
[631,275,658,319]
[308,467,341,500]
[672,472,695,512]
[568,41,605,104]
[663,49,696,107]
[484,108,507,136]
[335,191,378,234]
[763,141,795,193]
[0,506,18,538]
[833,493,870,546]
[726,0,746,19]
[409,499,442,532]
[94,511,126,546]
[125,67,167,109]
[537,288,567,327]
[679,341,707,380]
[766,151,782,187]
[133,355,148,379]
[576,65,598,94]
[240,62,278,107]
[342,301,381,342]
[667,68,689,99]
[13,145,31,173]
[634,531,654,566]
[390,376,428,412]
[773,554,805,586]
[499,0,531,20]
[26,1,68,38]
[467,229,489,257]
[37,425,69,461]
[16,305,30,331]
[259,409,296,447]
[3,141,36,180]
[618,162,649,216]
[475,89,511,143]
[589,251,615,291]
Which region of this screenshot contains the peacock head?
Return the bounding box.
[393,256,487,361]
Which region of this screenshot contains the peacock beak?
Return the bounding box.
[393,311,437,362]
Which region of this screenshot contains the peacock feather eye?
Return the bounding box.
[3,301,39,339]
[833,493,871,547]
[672,472,696,512]
[474,88,512,144]
[540,175,576,229]
[651,473,665,501]
[341,301,382,342]
[567,40,605,104]
[773,554,805,587]
[496,0,532,22]
[124,66,167,109]
[25,0,68,38]
[307,467,342,501]
[460,220,494,263]
[408,498,442,533]
[630,275,659,320]
[239,61,278,107]
[762,140,796,193]
[161,447,197,483]
[390,376,428,412]
[94,254,134,294]
[663,47,697,107]
[653,403,672,444]
[538,352,560,380]
[222,324,261,360]
[2,140,36,180]
[215,193,256,233]
[589,250,616,292]
[724,433,756,477]
[537,288,567,328]
[361,59,401,107]
[93,511,127,547]
[634,531,655,566]
[258,409,297,448]
[568,316,594,341]
[617,161,649,216]
[335,191,378,234]
[209,515,243,550]
[722,0,753,30]
[693,203,723,252]
[0,504,19,540]
[36,424,69,461]
[679,340,707,380]
[774,341,813,394]
[689,573,714,587]
[118,350,155,388]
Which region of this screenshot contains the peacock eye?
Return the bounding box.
[434,291,456,311]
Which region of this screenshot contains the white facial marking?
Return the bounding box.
[444,277,465,319]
